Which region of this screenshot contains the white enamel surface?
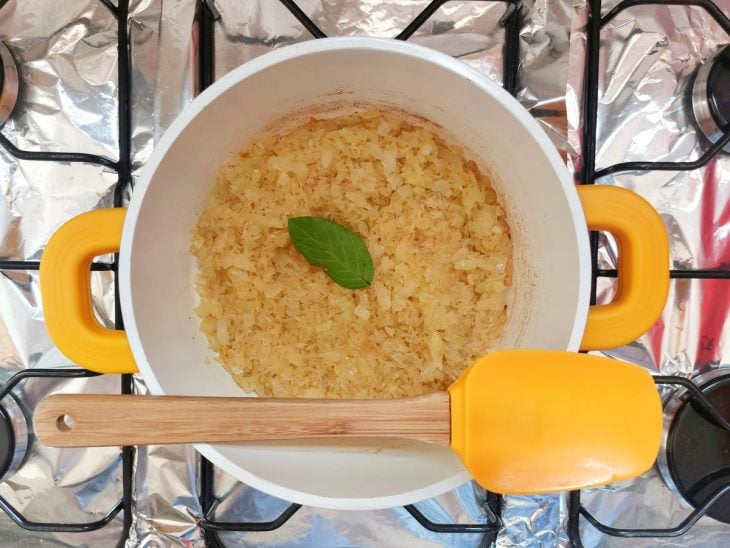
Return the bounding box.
[119,38,590,510]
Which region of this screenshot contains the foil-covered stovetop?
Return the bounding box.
[0,1,728,546]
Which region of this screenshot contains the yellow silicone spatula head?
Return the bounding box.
[448,350,664,494]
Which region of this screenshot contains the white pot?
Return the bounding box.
[40,38,669,510]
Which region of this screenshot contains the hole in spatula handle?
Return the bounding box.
[56,414,75,432]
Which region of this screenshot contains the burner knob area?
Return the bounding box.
[692,45,730,153]
[665,373,730,524]
[0,41,18,127]
[708,46,729,133]
[0,394,29,481]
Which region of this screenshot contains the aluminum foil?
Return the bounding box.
[0,366,125,547]
[129,0,198,174]
[5,0,725,546]
[0,0,120,262]
[0,1,124,546]
[566,0,730,545]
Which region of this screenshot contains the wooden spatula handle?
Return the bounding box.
[34,393,451,448]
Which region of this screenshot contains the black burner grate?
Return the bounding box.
[0,368,124,534]
[0,1,134,545]
[569,0,730,545]
[664,375,730,525]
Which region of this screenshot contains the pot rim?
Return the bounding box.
[119,37,591,509]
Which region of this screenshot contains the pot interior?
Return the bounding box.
[120,38,590,509]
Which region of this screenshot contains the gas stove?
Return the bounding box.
[0,1,728,546]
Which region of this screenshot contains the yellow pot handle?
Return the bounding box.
[40,208,137,374]
[577,185,670,350]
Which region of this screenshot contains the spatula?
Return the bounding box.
[34,350,663,494]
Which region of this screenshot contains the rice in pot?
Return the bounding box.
[191,109,511,398]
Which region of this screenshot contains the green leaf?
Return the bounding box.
[287,216,374,289]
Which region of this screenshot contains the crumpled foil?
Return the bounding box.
[566,0,730,546]
[4,0,726,546]
[0,0,124,546]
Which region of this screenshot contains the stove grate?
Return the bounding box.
[0,0,135,541]
[0,368,125,533]
[570,0,730,545]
